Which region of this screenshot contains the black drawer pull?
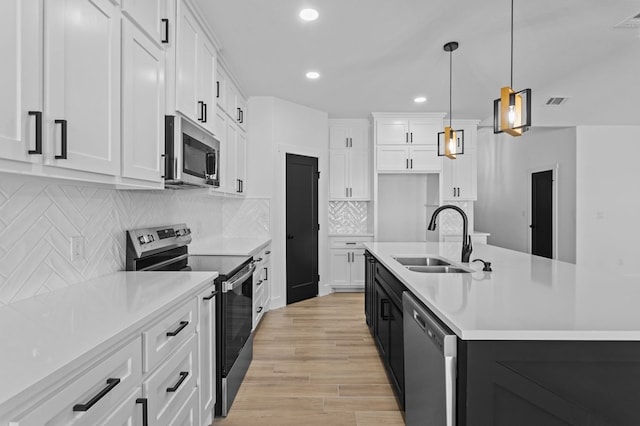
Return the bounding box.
[73,378,120,411]
[216,81,220,98]
[203,290,217,301]
[256,279,263,287]
[28,111,42,154]
[161,18,169,43]
[166,321,188,337]
[166,371,189,392]
[54,119,67,159]
[136,398,148,426]
[265,251,271,255]
[257,306,263,313]
[202,102,207,123]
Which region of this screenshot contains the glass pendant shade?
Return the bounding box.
[493,86,531,136]
[438,126,464,159]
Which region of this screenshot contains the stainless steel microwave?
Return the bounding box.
[164,115,220,189]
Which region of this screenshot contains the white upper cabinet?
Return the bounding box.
[121,17,165,183]
[224,119,238,194]
[45,0,121,176]
[197,37,217,135]
[329,120,370,200]
[121,0,169,45]
[216,65,247,131]
[0,0,43,165]
[442,120,478,200]
[376,116,442,145]
[175,0,199,122]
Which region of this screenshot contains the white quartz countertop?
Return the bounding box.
[0,271,217,409]
[189,236,271,256]
[364,242,640,341]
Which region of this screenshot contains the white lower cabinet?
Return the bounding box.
[329,237,372,290]
[9,337,142,426]
[4,281,216,426]
[253,244,271,329]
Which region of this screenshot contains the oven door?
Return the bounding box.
[221,263,255,375]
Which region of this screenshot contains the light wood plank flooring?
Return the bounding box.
[216,293,404,426]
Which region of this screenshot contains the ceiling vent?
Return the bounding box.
[614,12,640,28]
[545,97,569,106]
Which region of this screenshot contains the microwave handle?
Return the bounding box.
[206,152,216,178]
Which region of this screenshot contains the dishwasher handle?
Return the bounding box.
[445,353,457,426]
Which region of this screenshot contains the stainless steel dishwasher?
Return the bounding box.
[403,292,457,426]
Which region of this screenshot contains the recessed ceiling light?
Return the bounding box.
[299,8,319,21]
[414,96,427,103]
[306,71,320,79]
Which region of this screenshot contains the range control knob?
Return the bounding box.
[148,234,155,242]
[176,229,182,237]
[186,228,191,235]
[138,236,146,244]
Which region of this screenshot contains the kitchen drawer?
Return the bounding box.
[169,387,198,426]
[97,387,144,426]
[329,236,373,249]
[143,298,197,373]
[144,333,198,425]
[10,337,142,426]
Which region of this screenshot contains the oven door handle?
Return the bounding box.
[139,253,189,271]
[223,264,256,293]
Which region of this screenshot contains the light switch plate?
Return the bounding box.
[70,236,84,262]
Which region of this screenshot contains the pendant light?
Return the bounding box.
[438,41,464,160]
[493,0,531,136]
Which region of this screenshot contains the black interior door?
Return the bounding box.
[286,153,319,304]
[531,170,553,259]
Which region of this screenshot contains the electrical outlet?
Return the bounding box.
[70,236,84,261]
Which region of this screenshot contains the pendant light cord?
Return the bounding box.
[449,48,453,128]
[510,0,514,88]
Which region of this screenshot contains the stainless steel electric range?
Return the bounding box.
[126,224,255,417]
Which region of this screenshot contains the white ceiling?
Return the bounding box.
[195,0,640,125]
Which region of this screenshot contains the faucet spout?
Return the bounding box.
[427,204,472,263]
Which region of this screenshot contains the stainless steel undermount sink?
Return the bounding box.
[406,265,472,274]
[393,256,451,267]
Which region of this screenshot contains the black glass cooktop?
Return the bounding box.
[187,255,252,278]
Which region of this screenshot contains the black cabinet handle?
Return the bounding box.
[410,159,413,169]
[54,119,67,159]
[203,290,217,301]
[453,187,456,197]
[166,371,189,392]
[136,398,148,426]
[257,306,263,313]
[345,137,348,148]
[410,132,413,143]
[406,158,409,169]
[240,109,244,124]
[240,179,243,193]
[256,279,263,287]
[216,81,220,98]
[73,378,120,411]
[197,101,204,121]
[380,299,390,320]
[237,107,241,122]
[161,18,169,43]
[265,251,271,255]
[28,111,42,154]
[202,103,207,123]
[264,267,268,280]
[405,133,408,143]
[166,320,188,337]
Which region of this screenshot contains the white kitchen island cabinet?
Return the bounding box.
[0,271,217,426]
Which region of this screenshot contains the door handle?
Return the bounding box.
[54,119,67,159]
[28,111,42,154]
[161,18,169,43]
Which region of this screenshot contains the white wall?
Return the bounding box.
[475,127,577,263]
[248,96,329,309]
[576,126,640,275]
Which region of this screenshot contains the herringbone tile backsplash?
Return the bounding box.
[328,201,369,234]
[0,174,269,305]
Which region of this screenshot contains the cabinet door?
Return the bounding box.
[227,80,240,123]
[409,146,441,172]
[225,121,238,193]
[455,148,477,200]
[408,120,439,145]
[46,0,120,175]
[215,66,228,114]
[198,287,216,426]
[351,250,366,286]
[374,282,390,357]
[329,251,351,287]
[121,0,166,44]
[0,0,42,164]
[236,130,247,194]
[121,18,165,183]
[99,388,144,426]
[349,125,369,150]
[329,124,349,150]
[169,387,198,426]
[442,155,457,200]
[376,146,409,171]
[376,119,409,145]
[198,37,216,135]
[329,150,348,199]
[349,149,369,199]
[388,301,404,405]
[175,0,199,122]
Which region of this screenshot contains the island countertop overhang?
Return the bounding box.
[364,241,640,341]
